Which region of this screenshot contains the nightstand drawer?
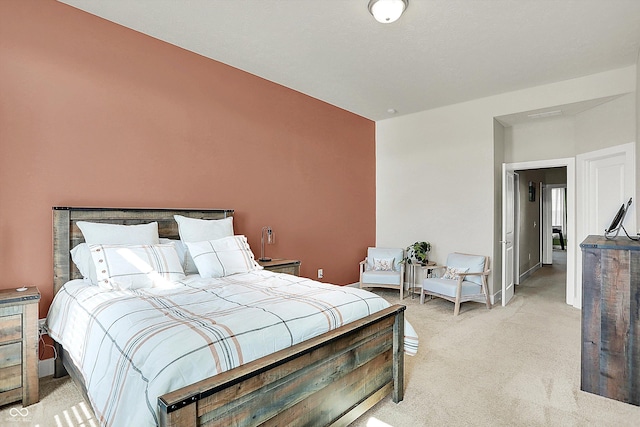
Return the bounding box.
[269,265,299,275]
[0,314,22,344]
[0,364,22,392]
[0,342,21,369]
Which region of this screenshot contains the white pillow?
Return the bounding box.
[173,215,233,242]
[70,243,98,285]
[185,235,261,278]
[174,215,234,273]
[74,239,186,285]
[159,238,195,274]
[77,221,159,245]
[90,243,185,290]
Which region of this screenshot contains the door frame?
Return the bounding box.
[503,157,576,307]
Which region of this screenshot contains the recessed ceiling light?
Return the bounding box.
[387,108,397,114]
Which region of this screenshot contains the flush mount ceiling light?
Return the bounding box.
[368,0,408,24]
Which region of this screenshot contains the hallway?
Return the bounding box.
[517,249,567,306]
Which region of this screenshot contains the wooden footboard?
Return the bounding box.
[158,305,405,427]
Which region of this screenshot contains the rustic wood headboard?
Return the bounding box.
[52,207,234,295]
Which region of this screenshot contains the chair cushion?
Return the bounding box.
[422,277,481,298]
[367,248,403,272]
[445,253,486,286]
[362,270,402,286]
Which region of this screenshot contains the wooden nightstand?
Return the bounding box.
[0,287,40,407]
[258,259,301,276]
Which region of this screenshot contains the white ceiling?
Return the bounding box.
[58,0,640,121]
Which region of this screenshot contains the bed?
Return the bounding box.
[49,207,415,427]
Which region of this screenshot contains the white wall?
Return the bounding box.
[505,117,575,163]
[504,94,635,164]
[575,93,636,154]
[376,101,494,265]
[376,66,636,298]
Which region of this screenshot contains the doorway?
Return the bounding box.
[502,158,576,307]
[543,184,567,264]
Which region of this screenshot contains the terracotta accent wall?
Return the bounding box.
[0,0,375,317]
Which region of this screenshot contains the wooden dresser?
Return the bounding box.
[0,287,40,407]
[580,236,640,406]
[258,259,301,276]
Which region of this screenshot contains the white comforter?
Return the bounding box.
[47,270,418,427]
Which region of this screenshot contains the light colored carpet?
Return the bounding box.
[352,251,640,427]
[2,251,639,426]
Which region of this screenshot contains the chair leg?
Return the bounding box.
[482,276,491,309]
[454,277,463,316]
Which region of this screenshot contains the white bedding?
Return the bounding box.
[47,270,418,427]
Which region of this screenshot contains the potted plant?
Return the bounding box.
[405,241,431,265]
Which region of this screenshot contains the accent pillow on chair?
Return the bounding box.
[441,266,469,280]
[373,257,395,271]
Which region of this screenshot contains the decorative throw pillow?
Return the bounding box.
[159,238,192,274]
[174,215,234,274]
[90,243,186,290]
[373,257,395,271]
[441,266,469,280]
[185,235,261,278]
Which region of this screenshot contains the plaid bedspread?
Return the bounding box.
[47,270,418,427]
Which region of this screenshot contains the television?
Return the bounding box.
[604,198,633,238]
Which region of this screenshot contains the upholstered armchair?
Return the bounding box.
[420,253,491,315]
[359,247,406,299]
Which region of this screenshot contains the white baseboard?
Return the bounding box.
[492,290,500,306]
[519,262,542,282]
[39,358,55,378]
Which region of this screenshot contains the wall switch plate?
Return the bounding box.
[317,268,323,279]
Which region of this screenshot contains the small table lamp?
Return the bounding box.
[259,226,275,262]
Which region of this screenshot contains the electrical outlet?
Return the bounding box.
[38,318,46,335]
[317,268,323,279]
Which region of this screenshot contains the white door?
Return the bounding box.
[542,185,553,264]
[502,166,515,306]
[575,142,636,309]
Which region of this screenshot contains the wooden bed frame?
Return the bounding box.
[52,207,406,427]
